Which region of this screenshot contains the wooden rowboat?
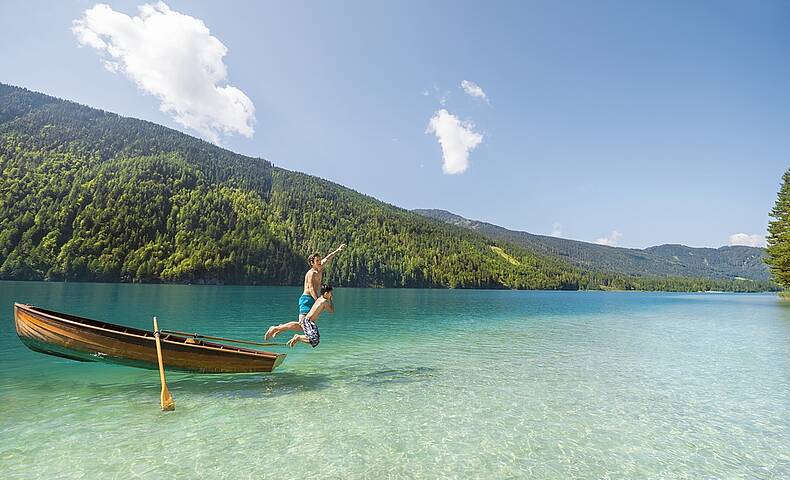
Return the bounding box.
[14,303,286,374]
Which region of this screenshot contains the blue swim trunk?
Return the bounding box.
[298,294,315,314]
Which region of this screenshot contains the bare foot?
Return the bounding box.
[287,335,299,348]
[264,326,277,341]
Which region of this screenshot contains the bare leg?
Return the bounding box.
[265,321,302,340]
[287,334,310,348]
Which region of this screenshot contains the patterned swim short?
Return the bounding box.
[300,318,320,347]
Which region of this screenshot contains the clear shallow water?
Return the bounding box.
[0,282,788,479]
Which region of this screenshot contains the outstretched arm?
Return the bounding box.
[308,297,333,318]
[321,243,346,265]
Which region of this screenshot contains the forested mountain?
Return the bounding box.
[0,84,774,291]
[413,209,770,281]
[644,244,768,280]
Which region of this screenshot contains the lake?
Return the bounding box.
[1,281,788,479]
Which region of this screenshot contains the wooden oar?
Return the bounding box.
[153,316,175,411]
[160,329,287,347]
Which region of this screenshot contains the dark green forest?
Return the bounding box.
[0,84,776,291]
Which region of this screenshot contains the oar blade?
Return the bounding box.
[161,386,175,411]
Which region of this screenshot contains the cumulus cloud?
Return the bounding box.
[728,233,765,247]
[425,109,483,175]
[460,80,489,103]
[72,2,255,143]
[550,223,562,237]
[595,230,623,246]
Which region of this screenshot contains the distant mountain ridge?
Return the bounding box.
[413,209,770,281]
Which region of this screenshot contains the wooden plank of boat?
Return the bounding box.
[14,303,286,374]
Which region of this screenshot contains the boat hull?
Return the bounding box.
[14,303,286,374]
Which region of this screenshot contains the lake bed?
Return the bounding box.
[1,282,788,479]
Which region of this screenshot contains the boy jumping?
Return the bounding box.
[265,244,344,342]
[264,284,334,348]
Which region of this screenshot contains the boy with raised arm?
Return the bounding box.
[286,284,334,348]
[263,284,334,348]
[265,244,345,341]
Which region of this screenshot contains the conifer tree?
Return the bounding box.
[766,169,790,289]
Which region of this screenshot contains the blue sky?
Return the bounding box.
[1,0,788,248]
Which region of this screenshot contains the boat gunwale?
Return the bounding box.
[14,303,282,360]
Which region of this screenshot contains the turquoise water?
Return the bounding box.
[1,282,788,479]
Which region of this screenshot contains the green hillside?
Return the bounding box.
[414,209,770,281]
[0,84,774,291]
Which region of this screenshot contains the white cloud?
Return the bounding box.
[550,223,562,237]
[595,230,623,246]
[460,80,489,103]
[72,2,255,144]
[425,109,483,175]
[728,233,765,247]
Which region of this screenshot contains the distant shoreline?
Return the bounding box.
[0,278,778,294]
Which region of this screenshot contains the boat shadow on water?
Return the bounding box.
[19,366,438,404]
[168,371,334,399]
[70,371,335,400]
[19,365,439,403]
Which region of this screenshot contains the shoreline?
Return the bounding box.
[0,278,778,294]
